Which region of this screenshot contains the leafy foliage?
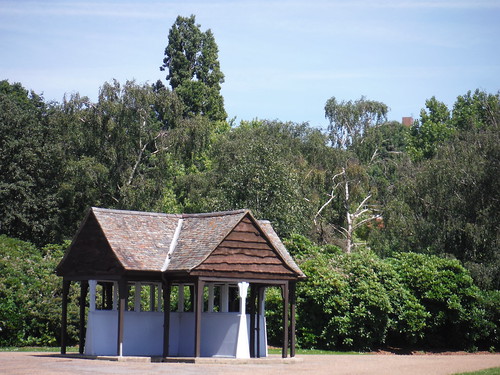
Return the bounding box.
[160,15,226,122]
[406,96,454,161]
[0,80,64,246]
[0,236,78,346]
[325,96,388,149]
[282,236,497,351]
[389,253,496,350]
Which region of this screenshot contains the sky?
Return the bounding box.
[1,0,499,130]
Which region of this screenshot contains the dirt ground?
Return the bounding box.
[0,352,499,375]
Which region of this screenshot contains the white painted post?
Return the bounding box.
[134,283,142,312]
[236,282,250,359]
[221,284,229,313]
[208,284,215,312]
[89,280,97,311]
[178,284,184,312]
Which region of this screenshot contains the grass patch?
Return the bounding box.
[454,368,500,375]
[267,347,364,355]
[0,346,78,352]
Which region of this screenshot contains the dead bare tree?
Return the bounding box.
[314,167,380,253]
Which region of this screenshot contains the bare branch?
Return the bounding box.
[352,215,381,231]
[354,194,372,214]
[370,148,378,163]
[314,168,346,225]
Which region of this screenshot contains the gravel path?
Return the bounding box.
[0,352,499,375]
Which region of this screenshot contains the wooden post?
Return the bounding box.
[257,287,265,358]
[249,284,256,358]
[290,281,296,358]
[117,280,127,356]
[194,279,204,357]
[281,282,289,359]
[162,280,171,358]
[61,279,70,355]
[79,281,88,354]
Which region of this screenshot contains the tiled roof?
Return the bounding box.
[168,210,247,271]
[92,207,180,271]
[65,207,304,279]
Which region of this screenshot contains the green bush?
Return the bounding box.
[290,235,397,350]
[279,236,497,351]
[0,235,78,347]
[388,252,493,349]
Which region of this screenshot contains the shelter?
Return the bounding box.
[56,207,305,358]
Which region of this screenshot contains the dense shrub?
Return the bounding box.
[389,252,497,350]
[0,235,78,347]
[278,235,498,351]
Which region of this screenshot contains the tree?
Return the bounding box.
[325,96,388,149]
[315,163,380,253]
[204,120,313,237]
[0,80,64,246]
[388,130,500,289]
[381,90,500,289]
[56,80,186,236]
[406,96,454,161]
[452,89,499,132]
[160,15,226,122]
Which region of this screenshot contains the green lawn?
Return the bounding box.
[0,346,78,352]
[454,368,500,375]
[267,347,363,355]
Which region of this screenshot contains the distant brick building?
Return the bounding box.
[402,117,414,127]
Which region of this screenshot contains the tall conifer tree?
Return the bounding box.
[161,15,226,122]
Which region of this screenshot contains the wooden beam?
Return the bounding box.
[257,287,263,358]
[249,284,256,358]
[290,281,296,358]
[60,279,70,355]
[162,280,171,358]
[194,278,204,357]
[281,282,289,359]
[79,281,88,354]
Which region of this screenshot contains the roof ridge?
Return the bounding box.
[92,207,181,218]
[91,207,249,219]
[181,209,248,218]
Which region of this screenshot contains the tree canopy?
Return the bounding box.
[325,95,388,149]
[160,15,226,122]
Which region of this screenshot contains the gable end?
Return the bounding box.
[192,215,297,279]
[56,210,124,278]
